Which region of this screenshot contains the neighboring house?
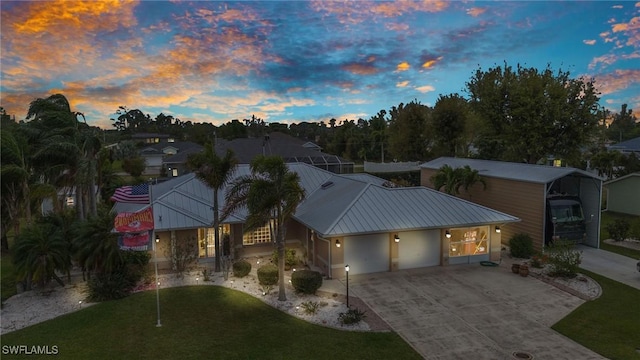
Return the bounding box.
[131,133,172,144]
[215,132,355,174]
[139,141,203,176]
[607,136,640,156]
[41,186,99,214]
[114,163,519,277]
[604,172,640,216]
[420,157,603,252]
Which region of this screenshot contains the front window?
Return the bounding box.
[172,168,178,177]
[243,221,273,246]
[198,224,230,257]
[448,226,489,257]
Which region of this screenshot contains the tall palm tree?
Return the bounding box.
[187,141,238,272]
[223,156,305,301]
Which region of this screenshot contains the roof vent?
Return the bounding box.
[321,181,334,189]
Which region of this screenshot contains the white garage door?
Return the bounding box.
[399,230,441,270]
[344,234,389,275]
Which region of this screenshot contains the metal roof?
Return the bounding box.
[604,172,640,186]
[295,180,520,237]
[113,161,520,235]
[421,157,602,184]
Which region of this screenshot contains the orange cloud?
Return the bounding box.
[595,69,640,95]
[466,8,486,17]
[309,0,449,25]
[397,62,411,71]
[416,85,435,93]
[583,39,596,45]
[422,56,443,69]
[342,63,379,75]
[396,81,410,87]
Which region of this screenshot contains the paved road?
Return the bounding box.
[578,244,640,290]
[348,264,605,360]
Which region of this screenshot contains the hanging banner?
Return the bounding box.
[119,231,151,251]
[114,207,154,233]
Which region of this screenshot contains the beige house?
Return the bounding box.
[114,163,519,277]
[420,157,603,252]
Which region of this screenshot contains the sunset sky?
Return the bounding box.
[1,1,639,129]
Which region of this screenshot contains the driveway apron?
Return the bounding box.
[350,264,605,360]
[578,244,640,290]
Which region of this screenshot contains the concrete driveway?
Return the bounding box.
[578,244,640,290]
[349,264,605,360]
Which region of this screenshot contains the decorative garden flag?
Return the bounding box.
[114,207,154,233]
[118,231,151,251]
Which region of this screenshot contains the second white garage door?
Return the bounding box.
[398,230,441,270]
[344,233,389,275]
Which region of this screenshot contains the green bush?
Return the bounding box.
[547,241,582,278]
[509,233,534,259]
[300,301,321,315]
[271,248,298,269]
[232,260,251,278]
[88,271,134,302]
[291,270,323,294]
[257,264,278,285]
[338,307,367,325]
[606,219,630,241]
[88,250,150,302]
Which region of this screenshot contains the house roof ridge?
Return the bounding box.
[322,182,372,235]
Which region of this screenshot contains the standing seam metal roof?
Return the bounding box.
[420,157,602,183]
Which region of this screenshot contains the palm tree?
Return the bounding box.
[459,165,487,198]
[187,141,238,272]
[430,164,463,195]
[223,156,305,301]
[73,206,121,279]
[13,221,71,289]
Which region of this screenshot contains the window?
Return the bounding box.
[198,224,230,257]
[172,168,178,177]
[243,222,273,245]
[448,226,489,257]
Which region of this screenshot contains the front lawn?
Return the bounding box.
[0,286,422,360]
[600,211,640,241]
[552,269,640,360]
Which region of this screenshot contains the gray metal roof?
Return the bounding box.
[295,180,519,237]
[113,161,519,235]
[604,172,640,186]
[421,157,602,184]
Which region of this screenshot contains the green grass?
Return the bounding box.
[600,241,640,259]
[0,286,422,360]
[552,269,640,360]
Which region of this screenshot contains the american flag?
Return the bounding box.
[110,184,150,203]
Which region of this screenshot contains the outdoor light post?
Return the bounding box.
[154,235,162,327]
[345,264,350,308]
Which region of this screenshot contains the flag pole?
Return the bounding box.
[151,181,162,327]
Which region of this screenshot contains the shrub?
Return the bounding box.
[547,240,582,278]
[165,236,197,279]
[257,264,278,285]
[232,260,251,278]
[509,233,533,259]
[606,219,630,242]
[271,248,298,269]
[88,270,134,302]
[300,301,321,315]
[529,253,549,269]
[291,270,323,294]
[338,307,367,325]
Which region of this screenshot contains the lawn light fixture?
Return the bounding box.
[345,264,350,308]
[335,239,341,248]
[445,230,451,239]
[155,235,160,243]
[495,226,501,233]
[394,234,400,243]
